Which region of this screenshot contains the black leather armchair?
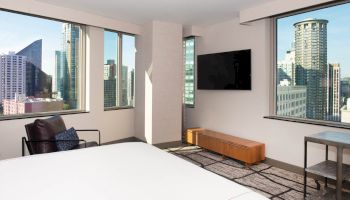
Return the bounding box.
[22,115,101,156]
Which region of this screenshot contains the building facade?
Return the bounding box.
[104,59,117,107]
[277,84,307,118]
[56,23,81,109]
[3,95,63,115]
[17,39,52,98]
[0,53,26,103]
[277,46,295,86]
[294,18,328,120]
[327,63,340,121]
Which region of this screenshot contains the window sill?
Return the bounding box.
[104,106,135,111]
[0,110,89,121]
[264,115,350,130]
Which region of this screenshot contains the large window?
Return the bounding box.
[275,2,350,125]
[183,37,195,106]
[0,10,85,118]
[104,31,135,109]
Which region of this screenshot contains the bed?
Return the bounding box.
[0,142,267,200]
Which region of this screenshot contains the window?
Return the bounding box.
[0,10,85,118]
[183,37,195,106]
[275,2,350,124]
[104,31,135,109]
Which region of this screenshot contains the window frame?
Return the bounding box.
[0,8,87,121]
[267,0,350,129]
[183,36,196,108]
[103,29,136,111]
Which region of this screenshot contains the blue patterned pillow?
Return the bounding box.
[55,127,79,151]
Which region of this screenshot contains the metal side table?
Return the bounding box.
[304,131,350,200]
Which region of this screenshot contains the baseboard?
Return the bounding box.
[153,141,183,149]
[102,137,182,149]
[102,137,143,145]
[264,157,304,175]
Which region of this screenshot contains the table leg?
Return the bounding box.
[304,140,307,198]
[336,147,343,200]
[325,145,328,188]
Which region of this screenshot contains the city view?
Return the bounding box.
[276,3,350,123]
[104,32,135,108]
[0,9,83,116]
[0,10,135,116]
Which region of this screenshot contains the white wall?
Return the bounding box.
[185,18,350,168]
[0,3,137,160]
[239,0,336,23]
[135,22,153,142]
[135,21,183,144]
[0,0,141,34]
[152,21,183,144]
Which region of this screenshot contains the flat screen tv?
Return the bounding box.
[197,49,251,90]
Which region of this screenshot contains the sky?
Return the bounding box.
[0,10,135,77]
[104,31,136,72]
[277,2,350,77]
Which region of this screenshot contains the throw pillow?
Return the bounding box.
[55,127,79,151]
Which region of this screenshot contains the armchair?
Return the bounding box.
[22,115,101,156]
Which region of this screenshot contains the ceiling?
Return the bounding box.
[34,0,273,26]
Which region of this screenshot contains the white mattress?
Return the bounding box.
[0,142,267,200]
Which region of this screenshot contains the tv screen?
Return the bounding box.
[197,49,251,90]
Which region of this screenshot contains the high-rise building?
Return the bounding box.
[277,83,307,118]
[16,39,42,69]
[327,63,340,121]
[129,68,135,106]
[121,65,128,106]
[294,18,328,120]
[16,39,51,98]
[277,44,295,85]
[55,51,64,98]
[104,60,116,80]
[341,77,350,106]
[0,53,26,102]
[56,23,81,109]
[104,59,117,108]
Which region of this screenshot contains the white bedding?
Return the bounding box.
[0,142,267,200]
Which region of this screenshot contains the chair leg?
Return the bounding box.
[22,137,25,157]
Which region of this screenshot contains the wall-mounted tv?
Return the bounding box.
[197,49,251,90]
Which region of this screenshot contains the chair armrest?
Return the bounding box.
[26,139,86,143]
[22,138,87,156]
[28,139,87,147]
[75,129,101,145]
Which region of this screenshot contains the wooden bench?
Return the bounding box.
[186,128,265,165]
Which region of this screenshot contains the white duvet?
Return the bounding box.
[0,142,267,200]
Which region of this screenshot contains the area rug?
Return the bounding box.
[164,145,327,200]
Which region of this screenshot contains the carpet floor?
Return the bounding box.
[164,145,342,200]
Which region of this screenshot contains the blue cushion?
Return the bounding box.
[55,127,79,151]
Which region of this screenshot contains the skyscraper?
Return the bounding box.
[16,39,42,69]
[57,23,81,109]
[327,63,340,121]
[104,59,117,107]
[277,45,295,85]
[16,39,51,98]
[294,18,328,120]
[129,68,135,106]
[55,51,64,99]
[0,53,26,102]
[121,65,128,106]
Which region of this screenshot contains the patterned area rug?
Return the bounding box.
[164,145,327,200]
